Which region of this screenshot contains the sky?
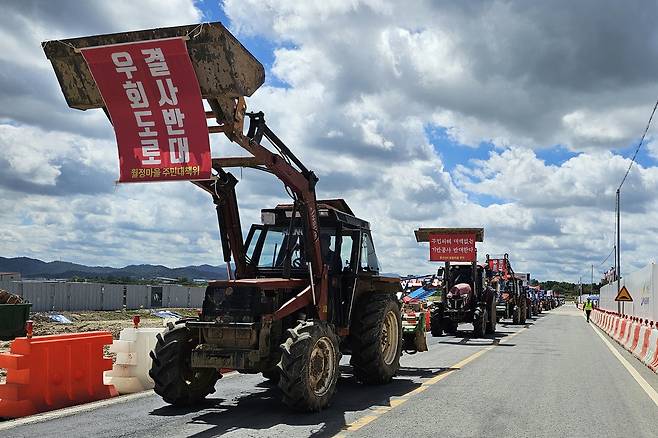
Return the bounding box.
[2,0,658,282]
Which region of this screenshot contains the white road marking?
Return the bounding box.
[590,323,658,407]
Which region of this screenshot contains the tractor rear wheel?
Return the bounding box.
[149,324,220,406]
[350,293,402,384]
[278,320,340,411]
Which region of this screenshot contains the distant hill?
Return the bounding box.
[0,256,228,281]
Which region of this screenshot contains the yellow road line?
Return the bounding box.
[334,327,527,437]
[590,323,658,407]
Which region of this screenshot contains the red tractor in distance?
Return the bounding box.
[416,228,497,338]
[490,254,527,325]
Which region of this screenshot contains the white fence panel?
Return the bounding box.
[102,284,125,310]
[599,263,657,321]
[126,285,150,309]
[21,282,55,312]
[190,287,205,308]
[0,280,22,296]
[2,280,204,311]
[163,285,190,307]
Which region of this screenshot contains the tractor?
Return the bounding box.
[489,254,527,325]
[43,22,402,412]
[416,228,496,338]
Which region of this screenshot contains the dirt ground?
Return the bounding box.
[0,308,199,384]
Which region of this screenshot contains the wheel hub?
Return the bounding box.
[308,336,336,397]
[381,310,399,365]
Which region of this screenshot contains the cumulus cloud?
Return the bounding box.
[226,0,658,150]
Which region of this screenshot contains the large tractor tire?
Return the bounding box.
[262,366,280,384]
[485,297,497,335]
[350,293,402,385]
[430,308,444,337]
[278,320,341,411]
[473,308,487,338]
[512,305,521,324]
[149,324,220,406]
[444,318,458,334]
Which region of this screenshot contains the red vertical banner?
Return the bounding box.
[429,233,476,262]
[488,258,509,277]
[80,37,211,182]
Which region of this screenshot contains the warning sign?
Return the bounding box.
[615,286,633,302]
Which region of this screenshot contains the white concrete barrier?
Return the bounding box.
[592,309,658,374]
[104,327,166,394]
[642,328,658,371]
[623,320,638,350]
[626,321,641,351]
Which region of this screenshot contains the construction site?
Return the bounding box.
[1,4,658,438]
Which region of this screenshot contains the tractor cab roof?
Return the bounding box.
[261,198,370,230]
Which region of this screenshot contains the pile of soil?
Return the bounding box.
[0,289,23,304]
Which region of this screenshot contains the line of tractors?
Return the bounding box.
[400,254,563,352]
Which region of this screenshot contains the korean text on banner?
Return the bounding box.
[80,37,211,182]
[488,258,509,277]
[429,233,476,262]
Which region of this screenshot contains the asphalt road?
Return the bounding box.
[2,305,657,438]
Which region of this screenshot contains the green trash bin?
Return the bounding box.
[0,303,32,340]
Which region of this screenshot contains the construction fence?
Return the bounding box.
[599,262,658,322]
[0,280,205,312]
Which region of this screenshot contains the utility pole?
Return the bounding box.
[579,276,582,304]
[615,186,621,313]
[591,264,594,297]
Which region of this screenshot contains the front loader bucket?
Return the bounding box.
[42,22,264,111]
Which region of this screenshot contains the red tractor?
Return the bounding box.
[44,22,403,411]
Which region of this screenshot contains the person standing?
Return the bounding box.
[584,299,593,323]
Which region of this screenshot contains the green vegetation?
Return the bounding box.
[532,280,600,298]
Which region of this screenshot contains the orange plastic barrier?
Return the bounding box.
[0,331,118,418]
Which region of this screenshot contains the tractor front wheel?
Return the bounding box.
[149,324,220,406]
[278,320,341,411]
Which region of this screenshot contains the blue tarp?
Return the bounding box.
[408,287,436,301]
[48,314,73,324]
[152,310,183,319]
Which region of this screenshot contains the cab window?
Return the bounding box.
[360,233,379,272]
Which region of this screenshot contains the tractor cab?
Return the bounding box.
[245,199,378,278]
